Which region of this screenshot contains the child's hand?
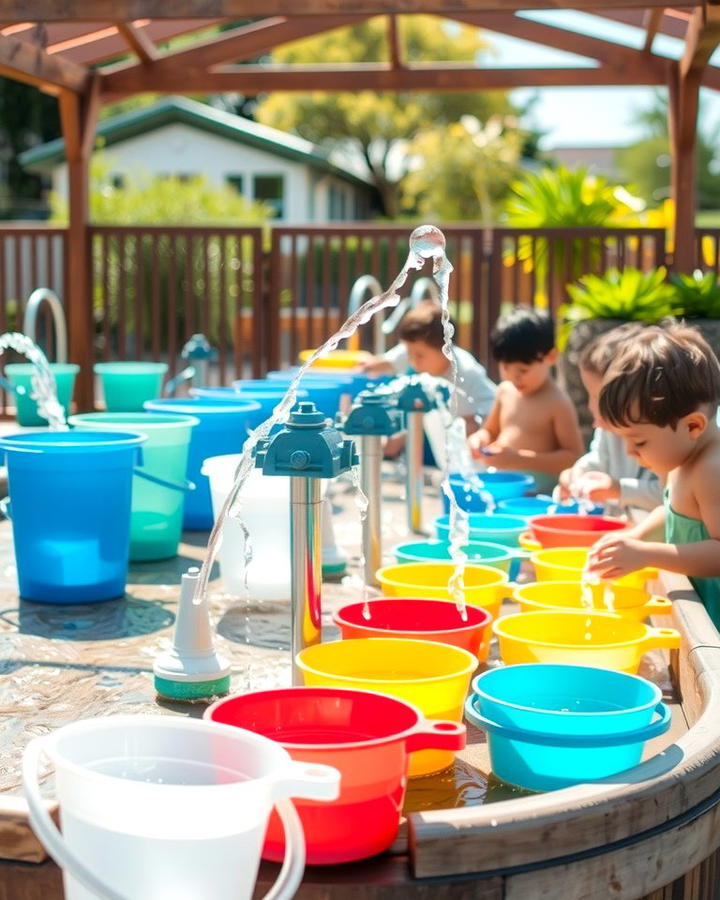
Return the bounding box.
[360,355,393,377]
[481,443,521,468]
[585,533,650,580]
[557,468,574,500]
[468,429,490,459]
[575,471,621,503]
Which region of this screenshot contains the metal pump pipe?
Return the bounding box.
[255,401,358,683]
[396,380,436,536]
[342,387,404,586]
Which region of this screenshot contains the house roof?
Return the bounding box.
[19,95,374,189]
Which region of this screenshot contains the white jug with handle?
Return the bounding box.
[23,715,340,900]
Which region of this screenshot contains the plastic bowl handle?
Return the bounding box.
[405,719,466,753]
[645,626,682,651]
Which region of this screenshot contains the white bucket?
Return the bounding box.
[23,715,339,900]
[201,456,291,601]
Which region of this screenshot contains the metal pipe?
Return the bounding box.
[23,288,68,363]
[290,476,323,684]
[382,276,440,338]
[360,433,383,586]
[406,411,425,534]
[346,275,385,354]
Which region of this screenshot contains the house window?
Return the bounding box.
[253,175,284,218]
[328,185,348,221]
[225,174,244,195]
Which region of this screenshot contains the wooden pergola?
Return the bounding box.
[1,0,720,408]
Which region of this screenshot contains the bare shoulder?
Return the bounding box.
[690,439,720,492]
[545,380,575,415]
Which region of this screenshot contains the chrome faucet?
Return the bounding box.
[346,275,385,354]
[381,276,440,340]
[164,333,216,396]
[23,288,68,363]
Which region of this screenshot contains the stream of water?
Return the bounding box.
[0,333,66,431]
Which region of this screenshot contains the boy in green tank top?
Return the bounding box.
[586,323,720,627]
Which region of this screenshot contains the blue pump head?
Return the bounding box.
[181,333,216,362]
[341,386,404,437]
[396,378,436,413]
[255,401,358,478]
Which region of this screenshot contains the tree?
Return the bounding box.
[615,91,720,210]
[401,115,524,223]
[254,15,520,218]
[0,77,60,218]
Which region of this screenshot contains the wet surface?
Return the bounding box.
[0,469,680,821]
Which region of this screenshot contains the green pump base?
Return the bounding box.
[154,673,231,701]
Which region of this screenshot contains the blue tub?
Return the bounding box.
[0,430,146,603]
[144,397,261,529]
[193,386,308,422]
[465,664,671,791]
[441,471,536,514]
[497,496,604,518]
[392,539,519,574]
[434,513,527,547]
[233,378,340,419]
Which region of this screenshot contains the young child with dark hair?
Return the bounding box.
[364,301,496,432]
[587,323,720,625]
[558,323,662,512]
[468,306,584,494]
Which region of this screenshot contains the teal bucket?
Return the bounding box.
[465,664,671,791]
[94,362,168,412]
[69,412,198,561]
[392,539,517,574]
[5,363,79,426]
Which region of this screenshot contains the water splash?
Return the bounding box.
[193,226,446,606]
[0,333,66,430]
[347,467,371,619]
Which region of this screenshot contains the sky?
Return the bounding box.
[476,11,720,149]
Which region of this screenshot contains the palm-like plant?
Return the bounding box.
[559,266,676,349]
[669,270,720,318]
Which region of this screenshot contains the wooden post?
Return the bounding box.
[668,63,700,274]
[58,74,100,410]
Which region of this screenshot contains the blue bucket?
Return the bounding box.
[266,368,387,398]
[435,513,527,547]
[440,472,535,514]
[497,496,604,518]
[465,664,671,791]
[392,539,518,574]
[0,430,146,604]
[234,378,340,418]
[193,386,308,422]
[144,398,261,529]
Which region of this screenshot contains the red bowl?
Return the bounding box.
[527,514,626,548]
[205,687,465,865]
[333,597,491,658]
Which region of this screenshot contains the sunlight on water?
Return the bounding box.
[0,332,66,430]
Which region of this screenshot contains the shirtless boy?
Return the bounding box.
[468,307,584,494]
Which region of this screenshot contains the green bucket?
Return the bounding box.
[5,362,80,426]
[94,362,168,412]
[68,412,198,561]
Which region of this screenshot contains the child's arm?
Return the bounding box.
[468,393,501,457]
[585,505,666,579]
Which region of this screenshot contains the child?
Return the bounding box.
[364,301,496,432]
[468,306,584,495]
[586,324,720,626]
[558,323,662,513]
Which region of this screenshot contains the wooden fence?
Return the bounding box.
[0,222,682,387]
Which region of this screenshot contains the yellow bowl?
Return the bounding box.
[493,610,680,673]
[376,562,509,662]
[514,580,672,622]
[530,547,658,590]
[296,637,475,777]
[298,349,371,370]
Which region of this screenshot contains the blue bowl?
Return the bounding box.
[496,496,555,518]
[465,664,671,792]
[392,539,518,574]
[440,471,536,514]
[434,513,527,548]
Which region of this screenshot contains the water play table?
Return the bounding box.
[0,470,717,898]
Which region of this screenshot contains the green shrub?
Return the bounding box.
[669,270,720,318]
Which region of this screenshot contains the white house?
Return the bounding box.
[20,96,378,224]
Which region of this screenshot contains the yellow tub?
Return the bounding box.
[530,547,658,590]
[493,610,680,673]
[514,580,672,622]
[296,637,475,777]
[298,349,371,370]
[376,562,510,662]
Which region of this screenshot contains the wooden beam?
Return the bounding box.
[0,0,698,23]
[103,15,366,89]
[593,8,688,40]
[115,21,158,62]
[387,14,402,69]
[643,7,665,52]
[451,11,666,72]
[59,74,101,410]
[0,32,87,93]
[103,61,671,95]
[680,3,720,81]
